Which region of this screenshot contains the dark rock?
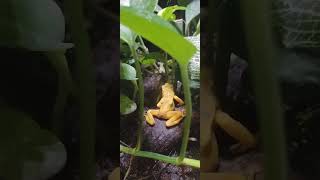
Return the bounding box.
[142,108,184,154]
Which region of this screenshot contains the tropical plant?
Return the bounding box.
[119,0,200,176]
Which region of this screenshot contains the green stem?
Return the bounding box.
[131,47,144,150]
[178,64,192,162]
[45,51,73,138]
[241,1,287,180]
[163,53,169,81]
[131,80,138,100]
[65,0,96,179]
[121,145,200,168]
[138,35,148,53]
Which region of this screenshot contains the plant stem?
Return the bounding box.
[121,145,200,168]
[138,35,148,53]
[123,155,134,180]
[131,47,144,150]
[241,1,288,180]
[45,51,73,138]
[178,64,192,162]
[163,53,170,81]
[64,0,96,179]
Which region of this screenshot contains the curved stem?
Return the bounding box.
[65,0,96,179]
[131,47,144,150]
[178,64,192,162]
[45,51,73,138]
[121,145,200,168]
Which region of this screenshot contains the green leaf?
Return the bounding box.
[0,0,72,51]
[120,63,138,80]
[140,58,156,65]
[185,0,200,29]
[120,24,137,48]
[120,94,137,115]
[157,5,186,21]
[130,0,158,12]
[0,107,66,180]
[120,6,196,66]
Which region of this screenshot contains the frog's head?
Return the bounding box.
[161,83,174,97]
[162,83,173,91]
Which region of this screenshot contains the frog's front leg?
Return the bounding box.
[173,95,184,105]
[164,111,184,127]
[145,109,159,126]
[156,98,166,108]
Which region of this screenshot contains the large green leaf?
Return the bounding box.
[0,107,66,180]
[120,63,137,80]
[130,0,158,12]
[185,0,200,29]
[120,6,196,66]
[120,94,137,115]
[0,0,72,51]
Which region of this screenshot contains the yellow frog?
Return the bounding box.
[145,83,185,127]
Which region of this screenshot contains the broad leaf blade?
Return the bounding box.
[120,6,196,66]
[120,94,137,115]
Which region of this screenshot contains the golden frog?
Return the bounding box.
[145,83,185,127]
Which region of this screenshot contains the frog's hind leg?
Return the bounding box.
[215,110,256,151]
[145,109,159,126]
[165,111,184,127]
[173,95,184,105]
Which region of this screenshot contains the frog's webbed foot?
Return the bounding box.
[173,95,184,105]
[165,111,184,127]
[215,110,256,150]
[145,109,159,126]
